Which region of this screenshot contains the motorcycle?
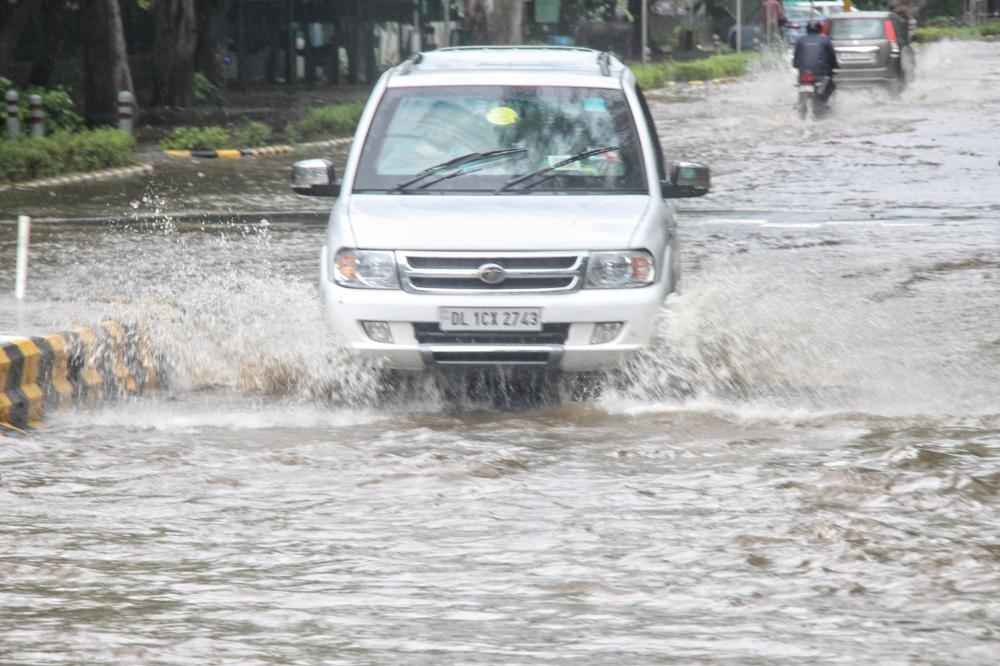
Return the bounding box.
[796,71,832,118]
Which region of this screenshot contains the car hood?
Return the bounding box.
[344,194,650,251]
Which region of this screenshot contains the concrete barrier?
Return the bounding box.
[0,320,162,434]
[162,137,353,160]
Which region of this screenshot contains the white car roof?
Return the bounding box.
[386,46,628,89]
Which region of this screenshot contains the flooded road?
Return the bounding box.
[2,41,999,663]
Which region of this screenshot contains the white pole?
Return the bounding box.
[117,90,134,134]
[642,0,648,65]
[28,94,43,137]
[736,0,743,54]
[5,89,18,140]
[15,215,30,301]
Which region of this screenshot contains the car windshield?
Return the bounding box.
[830,18,885,40]
[353,85,647,194]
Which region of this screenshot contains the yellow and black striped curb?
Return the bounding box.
[661,77,739,88]
[0,164,154,193]
[163,137,353,159]
[0,320,164,435]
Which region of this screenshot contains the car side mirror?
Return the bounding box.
[661,161,710,198]
[292,158,341,197]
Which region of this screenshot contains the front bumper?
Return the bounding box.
[319,267,668,372]
[833,65,900,87]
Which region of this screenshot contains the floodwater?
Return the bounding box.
[1,41,999,664]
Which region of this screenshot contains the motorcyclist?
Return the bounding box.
[793,20,838,103]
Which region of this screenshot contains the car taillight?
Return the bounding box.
[884,19,897,42]
[799,71,817,83]
[883,20,900,54]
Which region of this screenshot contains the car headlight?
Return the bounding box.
[585,250,655,288]
[331,249,399,289]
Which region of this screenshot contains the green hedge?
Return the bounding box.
[979,21,1000,37]
[912,25,979,42]
[284,101,366,143]
[0,129,135,184]
[913,21,1000,42]
[158,121,273,150]
[632,53,756,90]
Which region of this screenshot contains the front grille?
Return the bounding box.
[406,256,579,270]
[398,251,586,294]
[413,323,569,345]
[430,350,551,365]
[409,277,576,291]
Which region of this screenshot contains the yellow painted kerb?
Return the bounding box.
[12,338,44,426]
[0,347,12,422]
[43,334,73,407]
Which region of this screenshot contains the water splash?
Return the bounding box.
[607,260,1000,419]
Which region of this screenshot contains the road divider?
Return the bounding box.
[162,137,352,159]
[0,164,153,192]
[0,321,162,435]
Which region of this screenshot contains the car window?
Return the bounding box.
[354,85,647,194]
[830,18,885,40]
[786,6,822,20]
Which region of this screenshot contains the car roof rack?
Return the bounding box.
[397,52,423,76]
[597,51,612,76]
[396,47,618,77]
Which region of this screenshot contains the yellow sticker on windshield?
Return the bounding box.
[486,106,518,126]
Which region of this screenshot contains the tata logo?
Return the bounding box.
[477,263,507,285]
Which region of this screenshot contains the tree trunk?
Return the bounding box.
[0,0,43,79]
[195,0,232,87]
[80,0,136,123]
[465,0,520,45]
[484,0,524,45]
[346,4,359,84]
[28,0,64,87]
[153,0,197,107]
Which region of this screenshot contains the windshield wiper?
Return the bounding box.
[495,146,619,193]
[392,148,527,192]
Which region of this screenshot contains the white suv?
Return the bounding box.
[293,46,709,372]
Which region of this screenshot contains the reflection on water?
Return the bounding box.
[1,41,999,664]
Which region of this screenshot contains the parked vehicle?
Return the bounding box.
[788,0,857,19]
[827,11,914,95]
[728,24,763,50]
[783,5,825,43]
[292,47,709,374]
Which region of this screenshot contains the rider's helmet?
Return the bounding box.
[807,20,823,34]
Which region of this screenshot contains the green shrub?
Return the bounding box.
[193,72,223,105]
[29,87,84,132]
[0,83,84,138]
[284,101,365,143]
[673,53,754,81]
[632,61,677,90]
[230,120,272,147]
[0,128,135,183]
[158,121,275,150]
[912,25,979,42]
[632,53,755,89]
[980,21,1000,37]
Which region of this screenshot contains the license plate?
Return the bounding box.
[799,84,816,92]
[439,307,542,332]
[839,52,873,62]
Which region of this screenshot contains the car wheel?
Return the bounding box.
[888,77,904,99]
